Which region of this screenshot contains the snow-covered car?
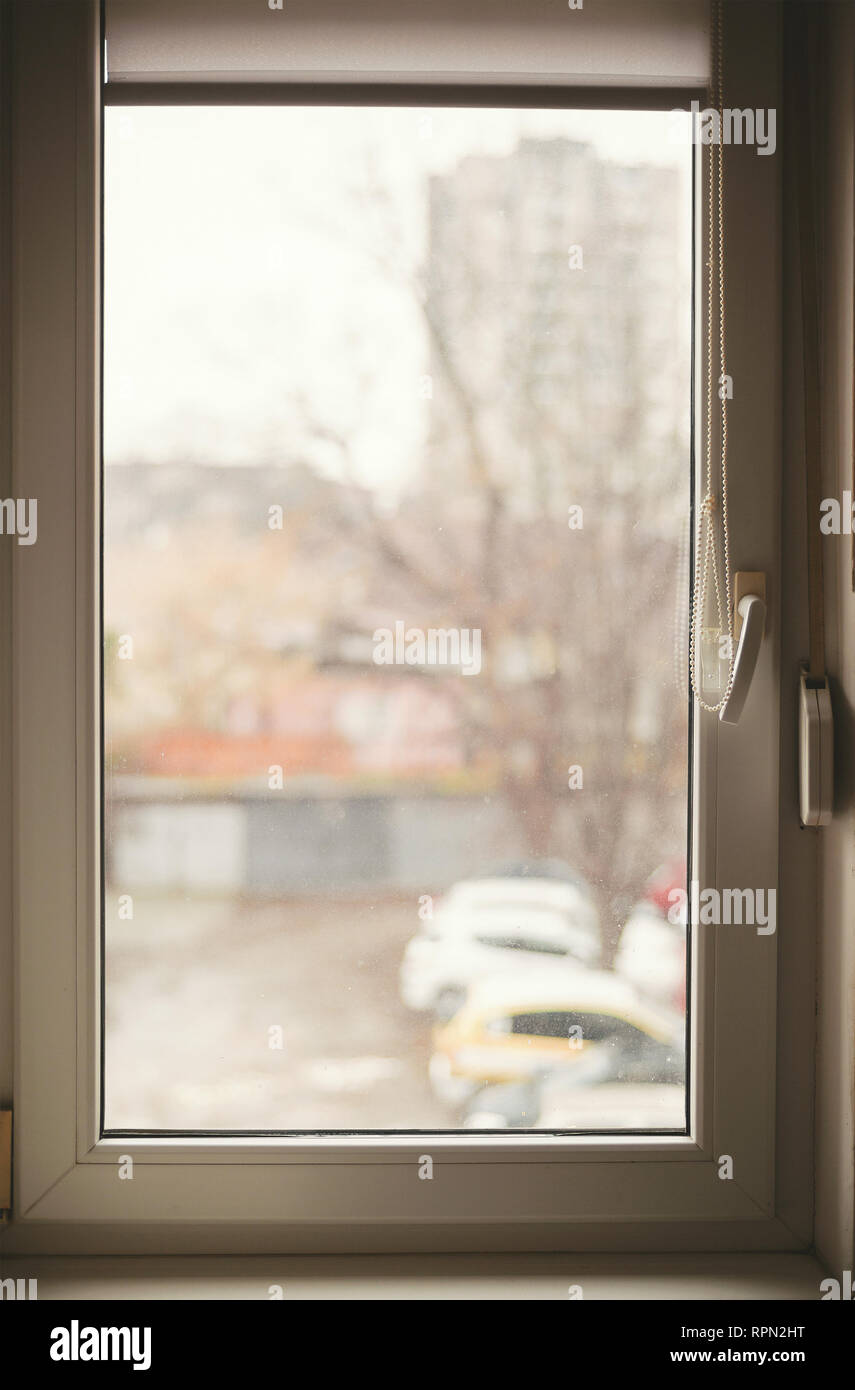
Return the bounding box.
[614,869,687,1012]
[442,866,597,920]
[399,872,601,1018]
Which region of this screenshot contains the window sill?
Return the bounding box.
[0,1252,828,1301]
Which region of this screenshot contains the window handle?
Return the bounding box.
[719,593,767,725]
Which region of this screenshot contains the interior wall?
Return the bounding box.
[814,0,855,1276]
[775,0,817,1250]
[0,0,14,1117]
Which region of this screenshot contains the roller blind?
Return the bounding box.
[104,0,710,89]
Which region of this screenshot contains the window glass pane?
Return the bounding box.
[103,105,691,1132]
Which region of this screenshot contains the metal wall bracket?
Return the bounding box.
[799,665,834,826]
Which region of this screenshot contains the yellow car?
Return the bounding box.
[429,966,683,1107]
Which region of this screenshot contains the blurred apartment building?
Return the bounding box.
[105,138,689,895]
[424,137,689,527]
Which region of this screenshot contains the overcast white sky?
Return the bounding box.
[104,106,691,493]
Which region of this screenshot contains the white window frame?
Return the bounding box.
[4,0,813,1256]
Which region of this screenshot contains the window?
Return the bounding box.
[103,103,692,1134]
[511,1012,580,1039]
[509,1013,652,1044]
[7,0,805,1255]
[474,936,570,957]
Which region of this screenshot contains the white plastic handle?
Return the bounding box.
[719,594,766,725]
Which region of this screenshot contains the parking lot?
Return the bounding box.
[105,889,685,1132]
[105,891,450,1130]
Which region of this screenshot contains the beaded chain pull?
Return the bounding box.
[688,0,736,714]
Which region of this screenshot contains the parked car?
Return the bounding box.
[428,967,683,1107]
[400,872,601,1018]
[462,1075,685,1130]
[535,1074,685,1129]
[446,863,598,917]
[483,859,593,890]
[462,1079,541,1129]
[614,859,687,1012]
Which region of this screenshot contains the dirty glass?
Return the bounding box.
[103,105,692,1132]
